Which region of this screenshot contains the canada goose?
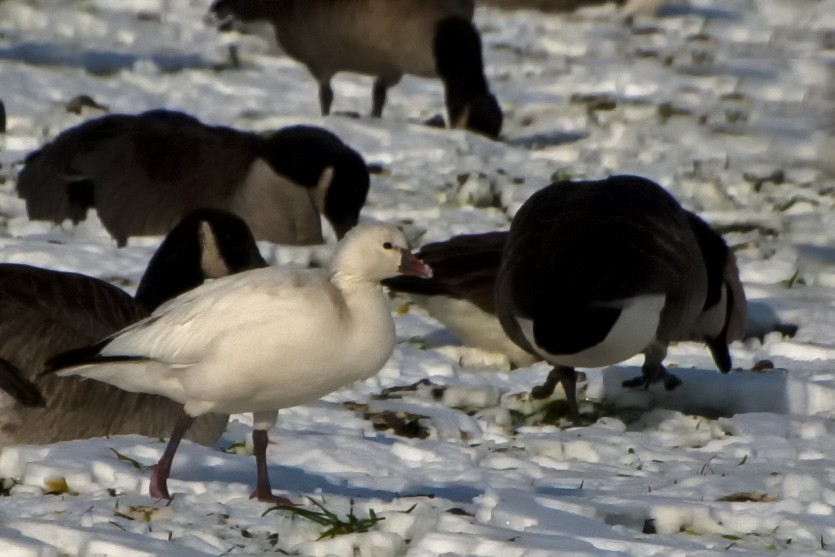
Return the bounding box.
[49,222,432,503]
[16,109,370,247]
[209,0,503,138]
[495,175,747,419]
[385,218,747,376]
[0,209,268,449]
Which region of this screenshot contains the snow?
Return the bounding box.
[1,0,834,555]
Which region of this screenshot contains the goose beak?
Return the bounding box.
[398,249,432,278]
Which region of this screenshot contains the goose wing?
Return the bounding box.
[66,267,331,369]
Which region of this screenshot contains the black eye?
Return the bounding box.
[383,242,393,250]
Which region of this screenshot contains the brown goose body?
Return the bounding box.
[271,0,473,80]
[16,110,370,247]
[383,231,539,368]
[0,210,268,449]
[210,0,502,137]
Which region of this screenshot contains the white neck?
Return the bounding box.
[332,276,396,377]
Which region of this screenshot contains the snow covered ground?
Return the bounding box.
[0,0,834,555]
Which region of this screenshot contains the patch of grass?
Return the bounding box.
[263,497,385,540]
[44,476,78,496]
[405,336,430,350]
[344,402,431,439]
[781,270,802,289]
[222,441,251,455]
[511,399,644,429]
[127,505,164,522]
[549,168,579,183]
[110,448,144,470]
[373,379,434,400]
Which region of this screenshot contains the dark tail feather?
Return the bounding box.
[0,360,46,407]
[706,337,732,373]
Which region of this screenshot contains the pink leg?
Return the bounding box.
[249,429,295,505]
[149,413,194,499]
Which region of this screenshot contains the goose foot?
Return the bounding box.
[662,373,682,391]
[249,490,296,506]
[621,369,682,391]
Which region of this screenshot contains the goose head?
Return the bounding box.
[329,222,432,283]
[260,126,370,240]
[434,17,503,139]
[134,209,268,311]
[450,92,503,139]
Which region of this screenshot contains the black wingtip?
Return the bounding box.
[0,360,46,407]
[41,343,105,377]
[42,345,149,378]
[41,334,142,376]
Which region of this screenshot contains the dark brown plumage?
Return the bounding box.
[496,175,747,419]
[384,231,506,314]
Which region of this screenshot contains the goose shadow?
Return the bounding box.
[0,42,210,75]
[170,450,481,504]
[507,130,587,150]
[600,364,835,419]
[655,4,742,20]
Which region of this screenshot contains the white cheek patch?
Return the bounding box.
[313,165,337,242]
[199,221,229,279]
[313,165,335,212]
[518,294,667,368]
[452,105,470,129]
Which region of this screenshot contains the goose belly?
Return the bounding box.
[520,294,667,368]
[421,295,539,368]
[227,159,323,245]
[182,315,395,415]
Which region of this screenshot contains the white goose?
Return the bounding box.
[50,221,431,503]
